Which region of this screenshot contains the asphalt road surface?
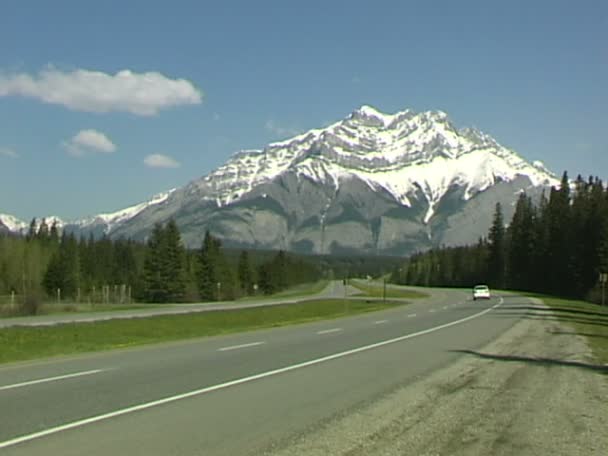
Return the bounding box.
[0,287,527,455]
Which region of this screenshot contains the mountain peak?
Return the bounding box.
[353,104,384,116]
[349,104,394,127]
[1,104,560,256]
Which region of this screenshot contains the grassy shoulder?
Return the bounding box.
[0,298,404,365]
[350,281,429,299]
[538,295,608,365]
[0,281,331,318]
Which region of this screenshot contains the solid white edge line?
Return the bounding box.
[218,342,265,352]
[0,370,104,392]
[317,328,342,335]
[0,298,503,450]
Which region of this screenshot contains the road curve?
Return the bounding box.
[0,288,527,455]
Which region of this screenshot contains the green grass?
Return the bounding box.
[539,296,608,365]
[350,281,429,299]
[0,298,405,365]
[0,301,160,319]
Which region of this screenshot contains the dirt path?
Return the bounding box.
[266,300,608,456]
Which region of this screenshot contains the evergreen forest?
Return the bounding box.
[393,173,608,302]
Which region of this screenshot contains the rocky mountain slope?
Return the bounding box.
[2,105,558,255]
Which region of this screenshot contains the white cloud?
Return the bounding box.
[265,120,301,138]
[63,129,117,156]
[0,147,18,158]
[144,153,181,169]
[0,67,203,115]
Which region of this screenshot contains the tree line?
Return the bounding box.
[0,219,321,305]
[393,172,608,301]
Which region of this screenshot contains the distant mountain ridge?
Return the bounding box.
[0,189,175,237]
[2,105,558,255]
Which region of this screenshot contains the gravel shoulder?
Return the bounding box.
[265,298,608,456]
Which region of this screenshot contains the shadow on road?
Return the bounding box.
[451,349,608,375]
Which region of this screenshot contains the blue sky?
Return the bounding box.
[1,0,606,220]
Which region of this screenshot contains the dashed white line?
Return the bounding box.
[0,298,503,450]
[407,313,417,318]
[429,309,437,313]
[374,320,388,325]
[0,369,104,392]
[443,306,449,310]
[218,342,265,352]
[317,328,342,335]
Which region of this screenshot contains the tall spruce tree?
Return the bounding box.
[42,232,80,298]
[237,250,253,295]
[487,202,506,288]
[143,223,167,302]
[38,218,49,242]
[506,193,536,290]
[27,218,37,241]
[545,172,573,295]
[163,219,186,302]
[198,230,219,301]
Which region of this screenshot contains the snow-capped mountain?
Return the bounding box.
[0,213,28,234]
[70,189,176,235]
[1,189,175,238]
[108,105,557,254]
[2,105,558,255]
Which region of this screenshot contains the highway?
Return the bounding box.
[0,287,528,455]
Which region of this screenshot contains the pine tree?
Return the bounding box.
[506,193,536,290]
[49,221,60,244]
[237,250,253,295]
[487,202,506,288]
[257,262,274,295]
[198,230,219,301]
[143,223,167,302]
[38,218,49,242]
[164,219,186,302]
[27,218,37,241]
[545,172,573,295]
[42,232,80,298]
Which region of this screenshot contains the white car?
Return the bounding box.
[473,285,491,300]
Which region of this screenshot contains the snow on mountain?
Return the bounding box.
[188,104,558,216]
[1,189,175,236]
[2,105,559,255]
[0,213,28,233]
[75,188,176,233]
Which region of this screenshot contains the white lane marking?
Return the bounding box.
[0,370,103,392]
[374,320,388,325]
[443,306,449,310]
[0,298,503,450]
[317,328,342,335]
[218,342,265,352]
[429,309,437,313]
[408,313,416,318]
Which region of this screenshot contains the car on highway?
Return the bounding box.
[472,284,491,300]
